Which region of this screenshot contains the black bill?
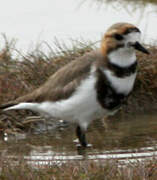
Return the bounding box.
[132,41,149,54]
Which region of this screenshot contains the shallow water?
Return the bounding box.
[0,113,157,167]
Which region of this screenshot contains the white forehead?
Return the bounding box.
[124,32,141,43]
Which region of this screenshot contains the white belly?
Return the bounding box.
[39,74,106,122]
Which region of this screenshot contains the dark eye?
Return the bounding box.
[114,33,124,41]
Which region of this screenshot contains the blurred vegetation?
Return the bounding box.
[82,0,157,13]
[87,0,157,6]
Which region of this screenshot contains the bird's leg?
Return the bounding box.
[76,125,87,147]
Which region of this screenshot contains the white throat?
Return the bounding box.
[108,47,136,67]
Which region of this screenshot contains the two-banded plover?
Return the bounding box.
[0,23,149,147]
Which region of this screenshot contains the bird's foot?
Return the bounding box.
[73,138,92,148]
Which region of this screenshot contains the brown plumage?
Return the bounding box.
[0,50,104,108]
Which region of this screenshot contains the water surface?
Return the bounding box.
[1,114,157,167]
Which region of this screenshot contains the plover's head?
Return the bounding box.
[101,22,149,55]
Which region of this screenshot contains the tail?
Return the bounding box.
[0,86,50,112]
[0,101,39,112]
[0,90,40,112]
[0,102,18,111]
[0,101,33,111]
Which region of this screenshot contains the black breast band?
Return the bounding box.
[95,69,129,110]
[107,61,137,77]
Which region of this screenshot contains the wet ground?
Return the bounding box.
[0,113,157,167]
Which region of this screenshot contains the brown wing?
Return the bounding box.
[0,50,103,109]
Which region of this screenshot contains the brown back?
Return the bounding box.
[14,50,104,103]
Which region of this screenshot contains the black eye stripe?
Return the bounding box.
[113,27,140,41]
[113,33,124,41]
[123,27,140,35]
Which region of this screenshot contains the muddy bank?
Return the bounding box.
[0,41,157,132]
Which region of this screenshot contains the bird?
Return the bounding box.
[0,22,149,147]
